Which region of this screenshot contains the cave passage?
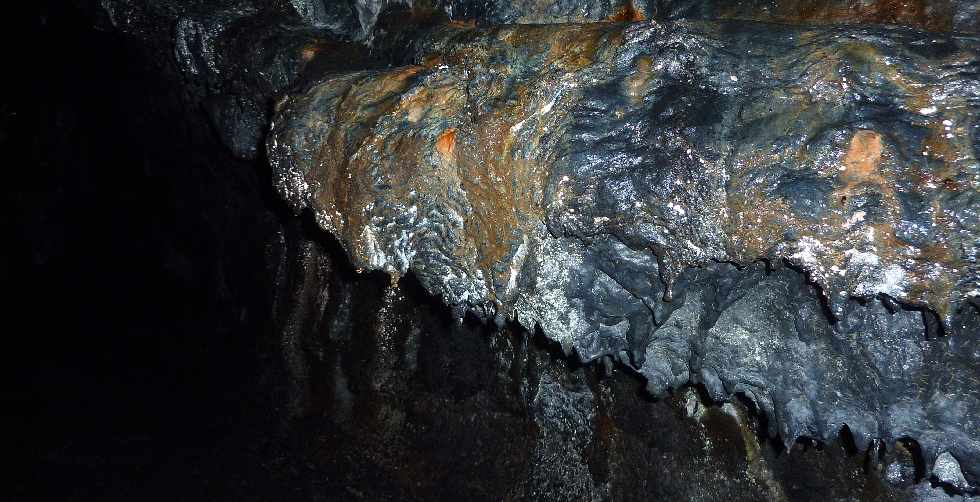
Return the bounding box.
[20,1,980,500]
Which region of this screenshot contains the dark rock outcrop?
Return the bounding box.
[51,0,980,498]
[658,0,980,34]
[268,17,980,486]
[266,266,942,501]
[95,0,376,159]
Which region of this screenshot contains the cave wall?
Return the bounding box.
[20,0,980,500]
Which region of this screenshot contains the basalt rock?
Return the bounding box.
[255,224,928,501]
[95,0,980,158]
[96,0,374,159]
[424,0,980,33]
[658,0,980,34]
[85,0,980,495]
[268,19,980,484]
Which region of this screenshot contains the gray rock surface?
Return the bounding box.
[97,0,372,158]
[935,452,975,493]
[90,0,980,496]
[267,18,980,485]
[656,0,980,34]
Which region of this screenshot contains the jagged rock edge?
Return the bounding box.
[286,197,976,492]
[261,14,980,492]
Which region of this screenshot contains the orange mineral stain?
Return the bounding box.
[609,1,645,22]
[436,128,457,158]
[841,130,883,185]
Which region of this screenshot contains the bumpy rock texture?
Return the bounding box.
[80,0,980,498]
[263,261,964,501]
[267,7,980,490]
[660,0,980,33]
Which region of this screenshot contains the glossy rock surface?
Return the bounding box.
[269,18,980,485]
[71,0,980,498]
[264,264,955,502]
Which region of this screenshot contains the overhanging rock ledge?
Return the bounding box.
[268,18,980,485]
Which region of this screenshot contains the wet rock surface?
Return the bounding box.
[658,0,980,33]
[269,16,980,486]
[199,226,963,500]
[26,0,980,500]
[257,261,948,502]
[271,20,980,320]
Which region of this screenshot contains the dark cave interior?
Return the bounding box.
[17,1,980,500]
[22,4,270,497]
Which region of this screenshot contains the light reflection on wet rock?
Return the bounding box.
[268,19,980,485]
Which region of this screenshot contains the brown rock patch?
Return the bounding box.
[436,128,457,158]
[841,130,884,188]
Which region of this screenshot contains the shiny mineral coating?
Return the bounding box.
[88,0,980,496]
[659,0,980,34]
[435,0,651,24]
[271,19,978,326]
[269,19,980,484]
